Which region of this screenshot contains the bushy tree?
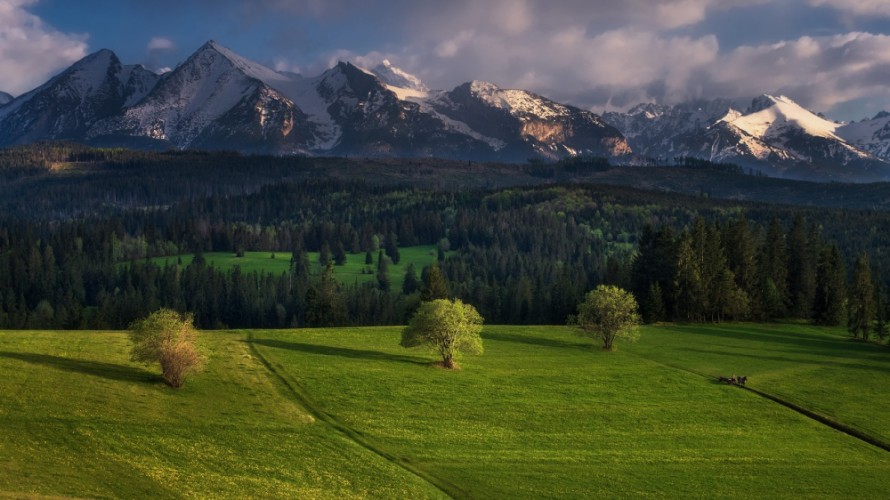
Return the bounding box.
[576,285,641,351]
[129,309,203,388]
[401,299,483,369]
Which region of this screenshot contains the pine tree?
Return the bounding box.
[306,261,346,327]
[385,232,400,265]
[848,254,875,340]
[402,262,419,295]
[377,250,390,292]
[756,218,789,319]
[814,244,846,326]
[787,215,817,318]
[724,214,757,298]
[644,282,666,323]
[421,265,450,301]
[874,282,887,342]
[333,240,347,266]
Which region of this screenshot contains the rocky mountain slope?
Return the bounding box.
[604,95,890,182]
[0,41,628,161]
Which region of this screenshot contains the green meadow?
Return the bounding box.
[1,323,889,497]
[146,245,446,287]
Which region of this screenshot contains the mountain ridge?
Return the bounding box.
[0,41,627,162]
[1,40,888,182]
[602,95,890,182]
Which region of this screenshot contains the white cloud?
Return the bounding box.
[147,37,175,51]
[435,30,474,58]
[708,32,890,113]
[809,0,890,17]
[0,0,88,95]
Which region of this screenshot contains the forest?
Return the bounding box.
[1,144,889,338]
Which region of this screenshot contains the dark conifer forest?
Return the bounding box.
[1,144,889,336]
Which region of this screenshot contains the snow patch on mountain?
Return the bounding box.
[372,60,428,92]
[727,95,841,140]
[837,112,890,159]
[110,42,268,146]
[467,81,572,120]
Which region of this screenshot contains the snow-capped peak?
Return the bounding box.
[371,59,428,92]
[729,94,841,140]
[469,80,500,96]
[196,40,289,84]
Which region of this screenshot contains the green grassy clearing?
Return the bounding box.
[250,324,890,498]
[2,323,890,498]
[146,245,446,287]
[0,330,443,498]
[628,322,890,446]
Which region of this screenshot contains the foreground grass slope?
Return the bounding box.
[0,330,443,498]
[2,323,889,498]
[631,323,890,446]
[251,324,890,498]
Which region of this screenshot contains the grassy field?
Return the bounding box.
[147,245,445,287]
[0,330,443,498]
[1,323,889,497]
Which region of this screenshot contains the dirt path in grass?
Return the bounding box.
[629,351,890,454]
[244,331,463,499]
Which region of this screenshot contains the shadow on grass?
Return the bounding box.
[670,325,879,354]
[483,332,590,350]
[247,339,429,365]
[682,347,890,374]
[0,351,157,382]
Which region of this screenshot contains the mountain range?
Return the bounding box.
[602,96,890,182]
[1,40,889,182]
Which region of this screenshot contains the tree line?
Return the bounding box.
[1,177,889,335]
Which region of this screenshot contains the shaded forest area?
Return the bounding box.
[1,144,889,332]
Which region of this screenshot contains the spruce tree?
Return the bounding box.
[814,244,846,326]
[377,251,390,292]
[644,282,666,323]
[787,215,816,319]
[402,262,419,295]
[848,254,875,340]
[421,265,450,301]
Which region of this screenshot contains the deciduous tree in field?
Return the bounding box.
[401,299,483,369]
[129,309,203,388]
[576,285,641,351]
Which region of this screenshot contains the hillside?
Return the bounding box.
[1,325,889,497]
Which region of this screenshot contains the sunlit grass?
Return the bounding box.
[0,330,443,498]
[252,324,890,498]
[145,245,446,287]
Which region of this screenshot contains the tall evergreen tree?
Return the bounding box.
[377,251,390,292]
[643,282,666,323]
[421,265,450,301]
[385,232,400,265]
[814,244,846,326]
[724,214,757,298]
[848,254,875,340]
[757,218,789,318]
[787,215,817,318]
[874,281,888,343]
[305,261,347,327]
[402,262,419,295]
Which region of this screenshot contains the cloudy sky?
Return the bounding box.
[4,0,890,120]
